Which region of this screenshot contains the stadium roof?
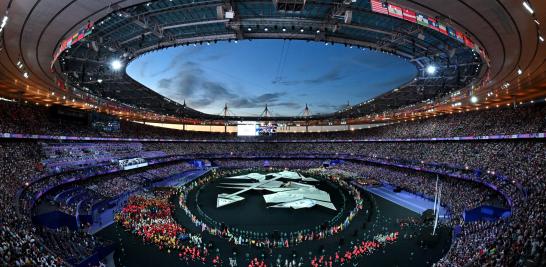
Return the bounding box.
[0,0,545,124]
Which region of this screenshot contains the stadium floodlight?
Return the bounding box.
[97,79,103,84]
[110,59,123,70]
[426,65,437,75]
[522,1,534,14]
[470,95,478,104]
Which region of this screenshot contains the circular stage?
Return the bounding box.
[189,172,355,233]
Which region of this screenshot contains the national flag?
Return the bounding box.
[388,4,403,19]
[428,17,439,31]
[456,31,465,43]
[71,32,79,43]
[77,29,85,41]
[438,22,448,35]
[447,26,456,39]
[371,0,389,15]
[416,13,429,26]
[86,21,94,31]
[464,35,474,48]
[402,8,417,23]
[60,40,67,51]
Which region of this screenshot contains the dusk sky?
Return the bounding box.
[127,40,417,116]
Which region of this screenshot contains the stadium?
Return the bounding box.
[0,0,545,266]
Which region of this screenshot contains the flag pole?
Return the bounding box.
[432,184,442,236]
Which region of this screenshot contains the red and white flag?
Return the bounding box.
[402,8,417,23]
[371,0,389,15]
[464,35,474,48]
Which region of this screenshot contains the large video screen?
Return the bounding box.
[237,123,258,136]
[257,124,277,136]
[237,122,277,136]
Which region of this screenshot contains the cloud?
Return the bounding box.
[149,47,205,77]
[132,40,421,116]
[157,78,172,89]
[201,53,225,62]
[304,67,344,84]
[201,81,238,99]
[317,103,343,109]
[253,92,286,103]
[272,102,301,109]
[139,61,150,77]
[229,98,254,108]
[229,93,287,109]
[190,97,217,107]
[164,61,205,98]
[154,61,292,112]
[274,65,345,86]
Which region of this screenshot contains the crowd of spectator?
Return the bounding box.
[0,141,71,266]
[0,99,544,266]
[83,161,195,198]
[0,100,544,140]
[38,227,104,265]
[328,163,507,222]
[143,141,544,194]
[38,160,196,225]
[0,138,199,265]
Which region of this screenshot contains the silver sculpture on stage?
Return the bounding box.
[216,170,336,210]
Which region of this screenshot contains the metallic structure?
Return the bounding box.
[0,0,545,126]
